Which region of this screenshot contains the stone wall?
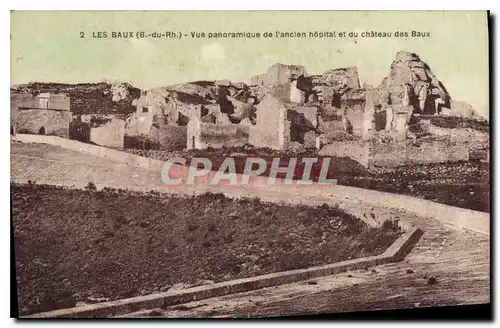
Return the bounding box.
[90,119,125,148]
[150,124,187,151]
[11,93,71,137]
[250,74,266,86]
[15,109,71,137]
[321,67,360,90]
[319,141,370,167]
[188,116,250,150]
[424,123,489,146]
[266,63,306,87]
[132,89,178,123]
[318,139,470,168]
[46,94,71,110]
[125,113,154,136]
[11,93,37,122]
[345,105,364,136]
[249,95,290,150]
[368,141,470,167]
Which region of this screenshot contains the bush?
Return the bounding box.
[85,182,97,191]
[69,120,91,143]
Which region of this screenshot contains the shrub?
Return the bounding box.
[319,203,330,210]
[381,219,401,232]
[69,120,91,143]
[85,182,97,191]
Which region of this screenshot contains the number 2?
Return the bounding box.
[80,32,84,38]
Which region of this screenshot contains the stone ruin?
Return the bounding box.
[11,92,71,137]
[247,52,486,160]
[58,51,483,154]
[361,51,450,141]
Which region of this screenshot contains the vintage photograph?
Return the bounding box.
[10,11,490,318]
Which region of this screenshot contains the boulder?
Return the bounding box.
[381,51,451,115]
[446,100,484,120]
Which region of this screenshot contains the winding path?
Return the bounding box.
[10,138,490,317]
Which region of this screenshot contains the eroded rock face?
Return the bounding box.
[111,82,132,102]
[384,51,451,115]
[361,51,479,141]
[294,67,361,106]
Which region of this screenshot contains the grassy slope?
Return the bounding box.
[12,184,401,315]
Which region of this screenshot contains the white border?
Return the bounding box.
[3,1,497,327]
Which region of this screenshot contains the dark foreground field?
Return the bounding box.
[124,147,490,213]
[12,184,401,316]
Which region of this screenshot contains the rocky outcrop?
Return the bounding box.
[111,82,134,103]
[445,100,484,120]
[382,51,451,115]
[361,51,485,141]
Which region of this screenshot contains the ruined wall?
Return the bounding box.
[47,94,71,110]
[319,139,470,168]
[318,119,345,135]
[11,93,71,137]
[150,124,187,151]
[293,106,318,128]
[318,141,370,167]
[188,120,250,149]
[368,141,470,167]
[289,80,304,103]
[344,104,365,137]
[90,119,125,148]
[11,93,36,123]
[249,95,290,149]
[132,89,179,123]
[125,113,154,136]
[250,74,266,86]
[12,82,140,116]
[270,82,292,102]
[16,109,71,137]
[321,67,360,90]
[266,63,306,86]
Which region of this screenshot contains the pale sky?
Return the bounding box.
[11,11,489,117]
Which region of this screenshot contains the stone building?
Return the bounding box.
[249,95,291,150]
[127,89,184,136]
[249,94,319,150]
[265,63,306,87]
[250,63,307,103]
[11,92,71,137]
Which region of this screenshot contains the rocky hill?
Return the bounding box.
[11,82,141,116]
[11,53,486,126]
[376,51,484,120]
